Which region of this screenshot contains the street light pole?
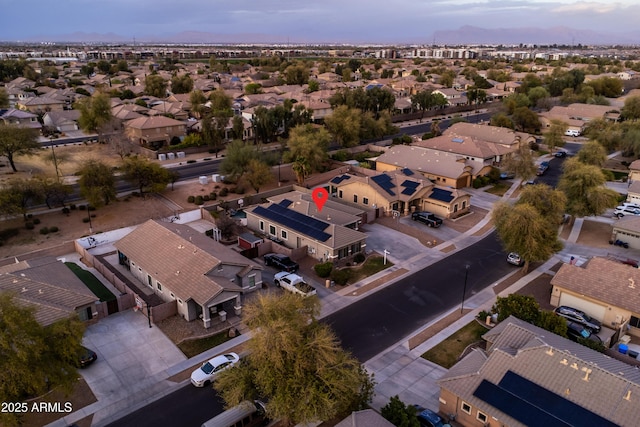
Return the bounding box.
[460,264,470,314]
[147,304,152,328]
[87,205,93,234]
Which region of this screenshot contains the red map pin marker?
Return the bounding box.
[312,188,329,212]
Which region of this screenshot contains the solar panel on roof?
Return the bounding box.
[330,176,344,184]
[429,188,454,202]
[253,205,331,242]
[371,174,396,196]
[401,180,419,189]
[402,168,414,176]
[401,187,417,196]
[279,199,293,207]
[473,371,617,427]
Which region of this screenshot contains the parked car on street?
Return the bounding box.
[565,320,602,344]
[273,272,317,297]
[565,129,581,137]
[263,253,299,273]
[507,252,524,266]
[411,211,443,228]
[536,161,550,176]
[191,353,240,387]
[500,171,515,179]
[553,306,602,332]
[554,150,567,158]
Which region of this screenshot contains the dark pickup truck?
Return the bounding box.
[263,253,299,273]
[411,211,443,228]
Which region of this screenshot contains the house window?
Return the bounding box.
[476,411,487,423]
[269,225,276,236]
[454,204,458,212]
[147,275,152,287]
[281,230,288,240]
[630,316,640,328]
[462,201,467,209]
[259,220,264,231]
[248,274,256,288]
[170,293,175,299]
[178,299,183,305]
[157,282,162,292]
[338,190,343,198]
[353,194,358,203]
[363,197,369,205]
[461,402,471,414]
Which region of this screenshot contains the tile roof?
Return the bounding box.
[551,257,640,314]
[443,122,533,146]
[413,133,513,159]
[439,316,640,427]
[0,258,98,326]
[335,409,395,427]
[124,115,186,130]
[267,192,363,227]
[375,145,472,178]
[114,220,260,306]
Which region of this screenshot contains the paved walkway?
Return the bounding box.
[47,176,635,426]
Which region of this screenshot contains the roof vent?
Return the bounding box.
[625,390,631,401]
[452,137,464,143]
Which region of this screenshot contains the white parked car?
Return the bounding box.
[622,202,640,210]
[190,353,240,387]
[614,206,640,218]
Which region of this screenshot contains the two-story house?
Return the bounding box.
[123,115,186,149]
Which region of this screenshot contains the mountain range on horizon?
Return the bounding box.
[6,25,640,46]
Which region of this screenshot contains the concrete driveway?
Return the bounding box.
[362,222,425,263]
[80,310,186,403]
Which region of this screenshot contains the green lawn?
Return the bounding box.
[178,331,235,358]
[485,182,511,196]
[421,321,488,368]
[65,262,116,302]
[346,255,393,284]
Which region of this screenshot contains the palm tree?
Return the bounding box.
[292,156,310,185]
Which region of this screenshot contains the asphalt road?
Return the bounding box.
[105,382,225,427]
[324,231,513,361]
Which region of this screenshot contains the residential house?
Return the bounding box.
[42,110,81,133]
[612,215,640,252]
[438,316,640,427]
[539,103,621,133]
[443,122,535,149]
[335,410,395,427]
[328,169,470,219]
[432,88,467,106]
[114,220,263,328]
[0,257,99,325]
[0,108,41,129]
[375,144,474,189]
[17,96,66,114]
[123,115,186,149]
[626,180,640,204]
[267,191,365,229]
[245,197,368,262]
[550,257,640,342]
[628,160,640,183]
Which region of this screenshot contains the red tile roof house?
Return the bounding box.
[114,220,263,328]
[438,316,640,427]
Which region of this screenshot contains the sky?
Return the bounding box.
[1,0,640,44]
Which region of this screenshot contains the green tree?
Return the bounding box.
[245,159,273,193]
[0,294,85,427]
[189,90,207,118]
[121,156,172,195]
[324,105,361,147]
[381,395,420,427]
[502,143,537,183]
[285,124,330,172]
[231,115,245,140]
[78,160,117,207]
[284,63,309,85]
[493,294,540,323]
[527,86,550,108]
[0,123,41,172]
[214,293,374,426]
[38,177,72,209]
[0,87,8,108]
[244,83,263,95]
[558,158,619,217]
[537,310,568,336]
[220,140,257,182]
[292,156,311,185]
[306,79,320,93]
[512,106,540,132]
[411,89,447,121]
[145,74,167,98]
[490,113,514,129]
[492,201,563,273]
[517,184,567,225]
[170,74,193,94]
[503,93,530,115]
[576,140,607,167]
[0,178,44,219]
[544,120,567,154]
[622,95,640,121]
[76,92,112,133]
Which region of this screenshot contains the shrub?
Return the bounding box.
[33,218,41,225]
[40,227,49,235]
[203,195,210,201]
[332,150,349,162]
[472,178,484,189]
[25,221,35,230]
[70,204,77,210]
[61,207,70,214]
[88,205,96,211]
[330,268,351,286]
[353,252,365,263]
[209,192,217,200]
[235,186,245,195]
[82,217,90,223]
[195,196,204,205]
[79,205,86,210]
[90,214,96,218]
[49,226,59,232]
[187,195,195,203]
[220,188,229,197]
[314,262,333,278]
[222,177,234,185]
[0,227,19,244]
[187,159,197,164]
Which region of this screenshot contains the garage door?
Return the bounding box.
[559,293,606,321]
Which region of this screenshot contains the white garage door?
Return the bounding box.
[559,293,606,321]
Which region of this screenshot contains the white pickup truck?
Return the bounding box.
[273,272,317,297]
